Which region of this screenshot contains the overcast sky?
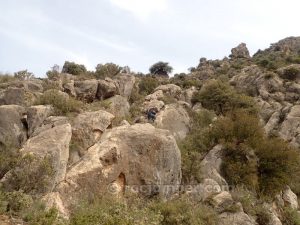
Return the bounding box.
[1,0,300,77]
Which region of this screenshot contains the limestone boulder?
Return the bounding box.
[27,105,54,137]
[97,78,118,100]
[282,186,298,209]
[200,145,228,187]
[19,120,72,192]
[155,103,190,140]
[279,105,300,147]
[63,80,76,97]
[74,80,98,102]
[154,84,182,100]
[0,105,27,149]
[230,43,250,59]
[114,74,135,98]
[142,100,165,113]
[105,95,130,118]
[218,211,256,225]
[70,110,114,163]
[57,123,181,207]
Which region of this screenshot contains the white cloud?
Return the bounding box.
[109,0,168,20]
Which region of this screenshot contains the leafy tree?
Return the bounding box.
[62,61,87,75]
[14,70,35,80]
[149,61,173,77]
[94,63,122,79]
[192,80,256,115]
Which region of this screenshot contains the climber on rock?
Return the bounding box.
[147,108,157,122]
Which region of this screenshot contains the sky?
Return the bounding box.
[1,0,300,77]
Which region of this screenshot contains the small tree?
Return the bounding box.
[62,61,87,75]
[149,61,173,77]
[14,70,35,80]
[94,63,122,79]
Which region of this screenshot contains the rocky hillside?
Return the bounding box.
[1,37,300,224]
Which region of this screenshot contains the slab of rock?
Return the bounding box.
[154,84,182,100]
[27,105,54,137]
[279,105,300,147]
[114,74,135,98]
[155,103,190,140]
[74,80,98,102]
[230,43,250,59]
[63,80,76,97]
[105,95,130,118]
[0,105,27,148]
[218,211,256,225]
[57,123,181,208]
[97,78,118,100]
[70,110,114,163]
[200,145,228,187]
[20,121,72,191]
[142,100,165,113]
[282,186,298,209]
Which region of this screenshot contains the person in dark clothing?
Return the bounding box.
[147,108,157,122]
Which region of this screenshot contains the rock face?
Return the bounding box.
[20,120,72,191]
[230,43,250,59]
[218,211,256,225]
[70,110,114,163]
[154,84,182,100]
[27,105,54,137]
[0,105,27,148]
[105,95,130,118]
[155,103,190,140]
[57,123,181,207]
[97,78,118,100]
[114,74,136,98]
[74,80,98,102]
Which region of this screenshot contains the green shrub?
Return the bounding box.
[35,89,83,115]
[255,204,272,225]
[4,155,55,194]
[149,61,173,77]
[231,187,257,216]
[281,66,300,80]
[62,61,87,75]
[208,111,264,147]
[94,63,122,79]
[179,110,216,183]
[222,143,259,191]
[256,138,300,196]
[151,198,217,225]
[192,80,256,115]
[0,143,20,179]
[70,196,162,225]
[0,73,16,84]
[281,207,300,225]
[138,76,160,95]
[14,70,35,80]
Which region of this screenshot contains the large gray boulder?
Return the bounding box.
[155,103,190,140]
[279,105,300,147]
[114,74,135,98]
[74,80,98,102]
[97,78,118,100]
[27,105,54,137]
[70,110,114,163]
[0,105,27,148]
[57,123,181,207]
[104,95,130,118]
[154,84,182,100]
[230,43,250,59]
[20,120,71,192]
[218,211,256,225]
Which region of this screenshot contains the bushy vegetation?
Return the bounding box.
[149,61,173,77]
[94,63,122,79]
[62,61,87,76]
[4,154,55,194]
[138,75,160,95]
[14,70,35,80]
[0,143,20,179]
[70,195,217,225]
[192,80,256,115]
[281,207,300,225]
[0,73,16,84]
[280,66,300,80]
[35,89,83,115]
